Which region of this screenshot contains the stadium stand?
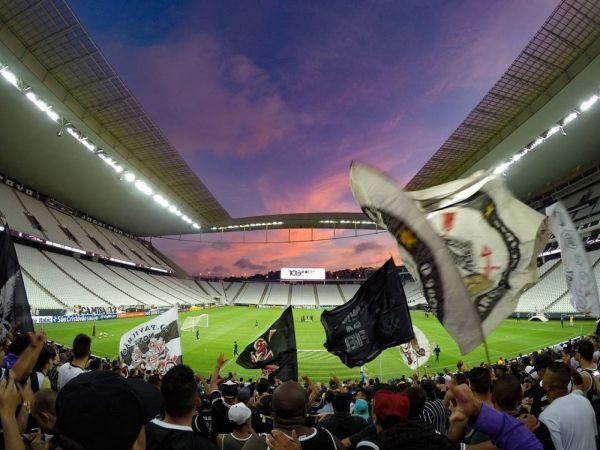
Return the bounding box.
[78,259,172,307]
[339,284,360,302]
[220,281,243,303]
[316,284,345,306]
[15,191,81,249]
[291,285,316,307]
[15,244,109,308]
[235,282,268,305]
[43,251,140,308]
[0,184,46,239]
[126,270,199,305]
[263,283,291,306]
[49,209,106,254]
[21,269,66,312]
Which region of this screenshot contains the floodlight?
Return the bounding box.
[545,125,561,137]
[81,139,96,152]
[562,112,578,125]
[135,180,153,196]
[153,194,169,207]
[493,162,510,175]
[46,109,60,122]
[192,223,200,229]
[123,171,136,182]
[0,68,19,87]
[580,95,599,112]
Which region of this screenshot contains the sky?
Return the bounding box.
[70,0,558,276]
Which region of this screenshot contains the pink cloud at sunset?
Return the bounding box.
[71,0,559,275]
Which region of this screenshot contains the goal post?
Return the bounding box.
[181,314,208,332]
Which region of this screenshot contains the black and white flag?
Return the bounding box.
[350,162,548,354]
[0,225,33,339]
[547,201,600,317]
[321,258,414,367]
[237,306,297,381]
[119,307,182,374]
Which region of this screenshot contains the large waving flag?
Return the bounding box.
[237,306,297,381]
[547,201,600,317]
[350,162,548,354]
[321,258,414,367]
[119,307,181,374]
[0,225,33,339]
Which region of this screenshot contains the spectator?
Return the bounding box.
[31,344,56,392]
[318,390,335,414]
[319,393,368,440]
[31,388,57,434]
[539,362,597,450]
[352,398,371,424]
[54,371,162,450]
[146,365,216,449]
[492,374,555,449]
[217,402,255,450]
[242,380,342,449]
[420,379,448,435]
[354,388,410,449]
[57,334,91,390]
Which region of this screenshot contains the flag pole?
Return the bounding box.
[483,338,492,366]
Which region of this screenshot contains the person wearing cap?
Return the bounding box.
[318,393,368,440]
[352,398,371,424]
[53,370,162,450]
[146,365,216,450]
[351,388,410,450]
[242,381,342,450]
[218,402,255,450]
[525,354,552,417]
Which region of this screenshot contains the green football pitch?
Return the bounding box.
[40,307,595,382]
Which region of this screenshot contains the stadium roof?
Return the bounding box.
[0,0,599,237]
[0,0,229,236]
[407,0,600,196]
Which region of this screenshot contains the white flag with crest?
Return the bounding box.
[350,162,548,354]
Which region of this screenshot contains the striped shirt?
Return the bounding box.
[420,398,448,435]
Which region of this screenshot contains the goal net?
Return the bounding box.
[181,314,208,331]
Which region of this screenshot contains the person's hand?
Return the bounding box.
[518,413,539,432]
[29,331,47,349]
[266,429,301,450]
[30,429,49,450]
[0,375,22,418]
[21,378,34,407]
[216,353,224,369]
[448,383,482,423]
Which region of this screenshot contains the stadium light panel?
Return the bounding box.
[545,125,561,137]
[493,162,510,175]
[46,109,60,122]
[192,223,200,229]
[0,68,19,88]
[123,171,136,182]
[134,180,153,196]
[562,112,578,125]
[580,95,599,112]
[153,194,170,208]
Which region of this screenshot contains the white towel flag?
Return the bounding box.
[119,307,182,374]
[546,201,600,317]
[350,162,548,354]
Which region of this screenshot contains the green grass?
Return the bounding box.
[40,307,595,382]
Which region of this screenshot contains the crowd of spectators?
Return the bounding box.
[0,328,598,450]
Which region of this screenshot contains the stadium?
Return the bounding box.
[1,0,600,386]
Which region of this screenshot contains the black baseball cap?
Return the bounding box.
[56,371,162,450]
